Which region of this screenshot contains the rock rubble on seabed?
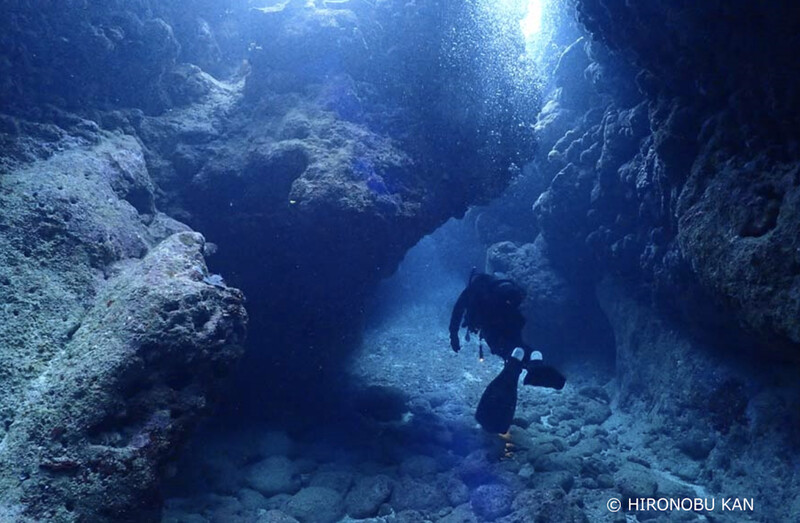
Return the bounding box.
[163,292,762,523]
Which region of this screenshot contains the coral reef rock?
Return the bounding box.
[129,1,537,401]
[0,129,247,522]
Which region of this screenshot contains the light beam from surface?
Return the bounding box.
[520,0,545,39]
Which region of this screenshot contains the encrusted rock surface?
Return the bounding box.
[126,1,538,404]
[479,1,800,519]
[0,0,240,113]
[521,1,800,357]
[597,277,800,521]
[0,129,246,521]
[486,237,614,364]
[676,140,800,349]
[345,474,394,519]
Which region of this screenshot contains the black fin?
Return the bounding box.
[475,359,522,433]
[523,363,566,390]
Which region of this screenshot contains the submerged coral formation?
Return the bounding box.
[131,0,538,409]
[0,127,246,520]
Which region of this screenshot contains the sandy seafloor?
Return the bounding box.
[161,272,745,523]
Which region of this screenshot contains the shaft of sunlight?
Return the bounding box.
[520,0,545,39]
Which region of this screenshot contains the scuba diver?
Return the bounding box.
[449,270,566,433]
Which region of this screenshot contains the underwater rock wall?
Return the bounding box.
[485,237,615,367]
[0,0,240,114]
[597,278,800,521]
[530,0,800,357]
[0,124,247,520]
[499,1,800,517]
[132,0,538,404]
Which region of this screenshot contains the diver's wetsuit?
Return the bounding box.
[449,271,566,433]
[449,273,531,361]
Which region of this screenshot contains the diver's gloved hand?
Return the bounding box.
[450,334,461,353]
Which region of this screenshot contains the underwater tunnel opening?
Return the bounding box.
[367,213,616,379]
